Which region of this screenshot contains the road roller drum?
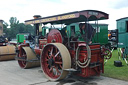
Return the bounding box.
[0,45,16,61]
[18,47,40,68]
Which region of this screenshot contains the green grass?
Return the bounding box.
[102,50,128,81]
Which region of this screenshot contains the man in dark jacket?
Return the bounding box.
[79,23,96,44]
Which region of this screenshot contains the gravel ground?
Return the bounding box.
[0,60,128,85]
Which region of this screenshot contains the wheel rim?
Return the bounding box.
[41,43,71,81]
[44,45,62,78]
[18,48,27,68]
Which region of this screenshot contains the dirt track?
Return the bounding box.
[0,60,128,85]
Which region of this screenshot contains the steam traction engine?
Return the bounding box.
[16,10,109,81]
[0,20,16,61]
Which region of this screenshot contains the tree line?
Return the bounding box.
[3,17,34,40]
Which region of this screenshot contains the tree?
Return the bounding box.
[3,22,9,36]
[8,17,19,39]
[9,17,19,26]
[25,25,35,35]
[3,17,35,40]
[3,22,9,33]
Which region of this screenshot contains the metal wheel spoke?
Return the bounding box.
[55,47,58,53]
[55,51,60,57]
[53,51,60,60]
[48,49,51,52]
[50,47,53,56]
[104,53,108,55]
[46,64,48,67]
[54,67,61,75]
[22,55,26,57]
[104,51,109,55]
[21,52,27,63]
[49,66,54,72]
[59,64,62,69]
[55,61,62,64]
[45,58,48,61]
[22,53,27,57]
[58,57,62,61]
[46,53,51,59]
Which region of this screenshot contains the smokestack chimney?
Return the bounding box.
[0,20,3,36]
[33,15,41,19]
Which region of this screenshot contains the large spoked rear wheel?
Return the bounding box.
[41,43,71,81]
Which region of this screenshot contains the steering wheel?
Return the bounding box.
[102,48,112,59]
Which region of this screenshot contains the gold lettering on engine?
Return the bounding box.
[25,13,77,24]
[57,14,76,20]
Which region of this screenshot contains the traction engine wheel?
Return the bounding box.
[18,47,40,68]
[41,43,71,81]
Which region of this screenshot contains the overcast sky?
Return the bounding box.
[0,0,128,29]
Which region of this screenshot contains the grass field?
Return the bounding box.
[102,50,128,81]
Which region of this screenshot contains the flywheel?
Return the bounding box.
[47,29,63,43]
[40,43,71,81]
[18,47,40,68]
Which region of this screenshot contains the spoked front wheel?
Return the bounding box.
[41,43,71,81]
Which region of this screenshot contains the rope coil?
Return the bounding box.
[76,44,91,68]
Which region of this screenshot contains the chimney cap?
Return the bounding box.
[33,15,41,19]
[0,20,3,22]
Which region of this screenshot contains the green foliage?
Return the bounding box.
[102,50,128,81]
[3,22,9,33]
[3,17,34,40]
[9,17,19,26]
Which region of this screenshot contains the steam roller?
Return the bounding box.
[0,45,16,61]
[17,46,40,68]
[17,10,110,81]
[0,20,16,61]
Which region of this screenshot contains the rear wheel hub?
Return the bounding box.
[48,58,55,67]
